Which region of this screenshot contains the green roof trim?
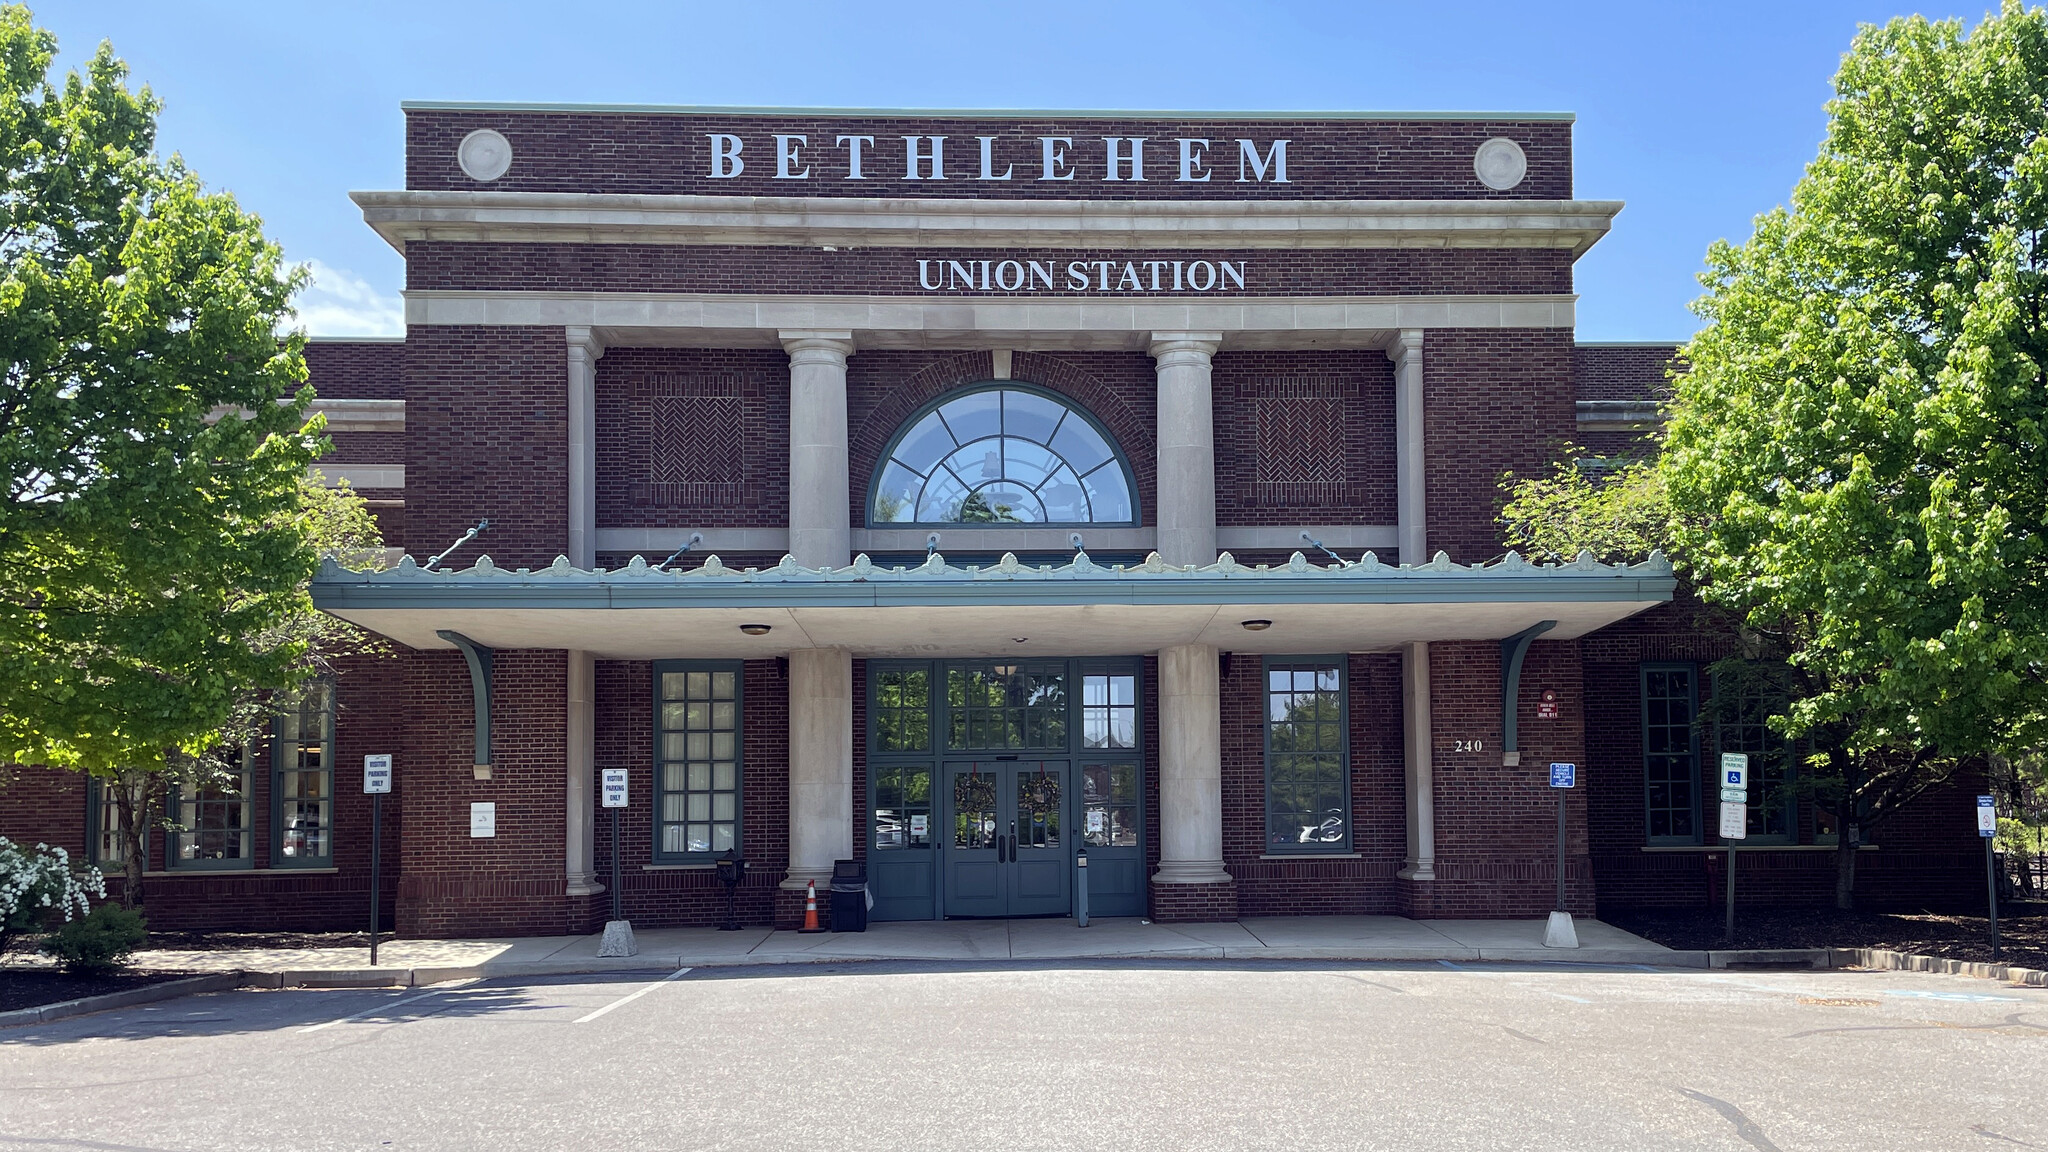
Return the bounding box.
[398,101,1576,123]
[312,549,1672,612]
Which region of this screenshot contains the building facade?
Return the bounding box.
[0,104,1986,936]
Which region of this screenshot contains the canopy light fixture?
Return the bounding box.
[1240,619,1274,631]
[1011,637,1029,643]
[739,623,772,636]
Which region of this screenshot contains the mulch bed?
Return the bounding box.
[141,930,373,952]
[1605,905,2048,971]
[0,968,197,1015]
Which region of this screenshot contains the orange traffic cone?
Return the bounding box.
[798,879,825,933]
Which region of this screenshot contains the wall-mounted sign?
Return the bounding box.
[470,802,496,839]
[601,769,629,809]
[1537,690,1558,720]
[363,754,392,795]
[915,256,1248,294]
[705,133,1291,186]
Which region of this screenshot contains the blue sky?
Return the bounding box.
[39,0,1989,340]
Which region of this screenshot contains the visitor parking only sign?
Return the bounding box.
[602,768,629,809]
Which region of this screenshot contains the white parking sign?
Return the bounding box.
[363,754,392,794]
[601,768,629,809]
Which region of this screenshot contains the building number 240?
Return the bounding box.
[1451,739,1485,753]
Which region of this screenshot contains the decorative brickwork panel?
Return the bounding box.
[1213,351,1396,526]
[1421,329,1576,564]
[408,110,1574,201]
[597,348,790,530]
[404,241,1574,298]
[847,349,1157,529]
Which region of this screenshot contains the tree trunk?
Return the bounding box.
[1834,833,1857,910]
[112,771,148,910]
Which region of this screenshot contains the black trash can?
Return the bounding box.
[829,858,869,933]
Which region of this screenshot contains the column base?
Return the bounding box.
[1150,878,1237,923]
[1395,875,1436,919]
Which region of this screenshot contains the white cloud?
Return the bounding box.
[290,259,405,337]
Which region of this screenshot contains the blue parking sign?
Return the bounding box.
[1550,762,1576,788]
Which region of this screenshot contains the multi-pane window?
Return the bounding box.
[1081,673,1136,749]
[657,663,741,859]
[1642,664,1700,844]
[1081,762,1139,848]
[174,746,254,869]
[871,764,932,851]
[871,386,1137,525]
[274,681,335,866]
[1264,659,1349,853]
[1716,677,1795,842]
[873,667,932,753]
[946,662,1067,750]
[89,778,144,870]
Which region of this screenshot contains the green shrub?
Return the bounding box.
[42,904,148,975]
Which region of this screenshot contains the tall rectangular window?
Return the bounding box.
[656,662,741,860]
[1715,676,1795,842]
[173,745,255,869]
[88,778,145,870]
[1642,664,1700,844]
[1081,672,1136,749]
[1264,658,1350,853]
[274,681,335,865]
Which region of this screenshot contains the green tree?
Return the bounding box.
[1662,5,2048,907]
[0,10,326,905]
[1500,448,1674,564]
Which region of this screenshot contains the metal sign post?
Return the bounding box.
[1544,764,1578,949]
[1979,795,2000,961]
[363,755,393,967]
[602,769,629,924]
[1719,754,1749,941]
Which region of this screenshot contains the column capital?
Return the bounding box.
[778,330,856,363]
[565,325,606,362]
[1147,331,1222,363]
[1386,328,1424,365]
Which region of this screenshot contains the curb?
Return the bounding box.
[0,971,246,1029]
[1840,947,2048,987]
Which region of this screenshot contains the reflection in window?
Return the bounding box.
[872,387,1136,525]
[1643,665,1699,843]
[873,668,932,753]
[1017,765,1061,849]
[947,663,1067,750]
[872,764,932,851]
[952,770,997,849]
[90,778,144,869]
[1716,677,1794,841]
[1082,763,1139,848]
[275,682,334,865]
[1082,674,1136,749]
[658,664,741,857]
[1265,661,1349,851]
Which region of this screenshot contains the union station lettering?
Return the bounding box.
[916,256,1249,293]
[707,133,1290,183]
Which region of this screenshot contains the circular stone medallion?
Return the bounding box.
[457,129,513,182]
[1473,137,1528,191]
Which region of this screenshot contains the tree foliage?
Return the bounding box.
[1659,4,2048,904]
[1499,449,1674,565]
[0,9,332,901]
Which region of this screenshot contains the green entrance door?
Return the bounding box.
[942,761,1070,918]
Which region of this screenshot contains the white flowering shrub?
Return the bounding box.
[0,837,105,953]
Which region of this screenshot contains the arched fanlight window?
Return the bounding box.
[870,385,1137,526]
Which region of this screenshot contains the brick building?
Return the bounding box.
[0,104,1983,936]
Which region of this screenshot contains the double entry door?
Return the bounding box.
[942,761,1069,918]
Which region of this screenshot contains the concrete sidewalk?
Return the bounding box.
[68,915,1709,986]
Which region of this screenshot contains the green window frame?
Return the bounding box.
[1077,662,1141,850]
[1713,674,1796,844]
[171,743,256,870]
[653,660,743,863]
[1263,657,1351,854]
[272,680,336,867]
[1642,663,1700,845]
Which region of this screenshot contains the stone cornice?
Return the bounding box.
[353,190,1623,257]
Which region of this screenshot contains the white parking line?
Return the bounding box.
[296,982,474,1033]
[574,968,692,1024]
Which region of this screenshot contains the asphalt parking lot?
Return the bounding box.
[2,959,2044,1151]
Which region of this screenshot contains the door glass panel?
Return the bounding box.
[1082,762,1139,847]
[947,663,1067,750]
[1016,765,1061,849]
[952,770,997,849]
[874,764,933,850]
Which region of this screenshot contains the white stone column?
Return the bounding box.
[565,649,601,897]
[1388,329,1426,566]
[1153,642,1230,885]
[1149,332,1222,567]
[783,647,854,891]
[780,330,855,568]
[1398,641,1436,881]
[565,327,604,570]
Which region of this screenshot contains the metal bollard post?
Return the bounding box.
[1076,847,1090,928]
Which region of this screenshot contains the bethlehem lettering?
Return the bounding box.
[917,257,1248,293]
